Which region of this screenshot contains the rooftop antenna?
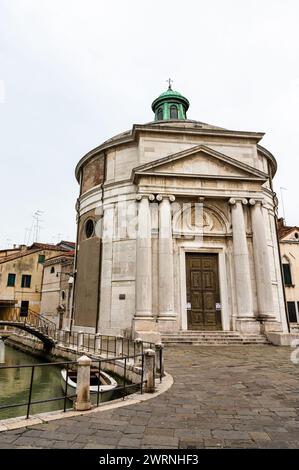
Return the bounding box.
[166,78,173,89]
[280,187,287,223]
[32,210,44,243]
[23,228,30,245]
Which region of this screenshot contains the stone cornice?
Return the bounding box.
[75,122,270,181]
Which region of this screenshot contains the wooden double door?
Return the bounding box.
[186,253,222,330]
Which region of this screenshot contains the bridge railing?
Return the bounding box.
[1,308,57,341]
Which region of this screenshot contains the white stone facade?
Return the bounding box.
[73,120,288,340]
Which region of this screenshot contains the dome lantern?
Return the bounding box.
[151,80,190,121]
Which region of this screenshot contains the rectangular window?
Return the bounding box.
[20,300,29,317]
[7,273,16,287]
[287,301,297,323]
[38,254,45,264]
[21,274,31,288]
[283,264,292,286]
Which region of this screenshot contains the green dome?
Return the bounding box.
[151,85,190,121]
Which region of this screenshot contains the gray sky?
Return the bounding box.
[1,0,298,248]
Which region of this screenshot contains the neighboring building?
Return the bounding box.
[40,251,74,329]
[0,242,74,319]
[278,218,299,330]
[72,85,288,341]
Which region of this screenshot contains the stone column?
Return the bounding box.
[157,195,176,319]
[135,194,154,318]
[229,198,254,320]
[249,199,274,318]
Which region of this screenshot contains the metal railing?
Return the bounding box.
[58,331,164,381]
[0,308,57,342]
[0,352,148,419]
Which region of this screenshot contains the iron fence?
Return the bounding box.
[0,352,149,420]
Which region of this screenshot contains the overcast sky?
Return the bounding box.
[0,0,298,248]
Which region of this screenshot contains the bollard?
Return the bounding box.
[0,338,5,364]
[74,355,92,411]
[78,331,84,350]
[95,333,101,353]
[64,328,70,346]
[155,342,164,377]
[134,338,143,366]
[144,349,155,393]
[116,335,123,356]
[58,330,64,345]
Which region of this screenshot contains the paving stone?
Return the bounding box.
[249,432,271,442]
[212,430,250,440]
[1,345,298,449]
[118,438,142,448]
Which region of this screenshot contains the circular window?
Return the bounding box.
[85,219,95,238]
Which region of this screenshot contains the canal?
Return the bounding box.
[0,343,72,420]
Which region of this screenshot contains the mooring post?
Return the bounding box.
[0,337,5,364]
[78,331,84,351]
[74,355,92,411]
[64,328,70,346]
[155,342,164,377]
[144,348,155,393]
[95,333,101,353]
[134,337,143,366]
[116,335,123,356]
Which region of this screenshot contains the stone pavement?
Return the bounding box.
[0,345,299,449]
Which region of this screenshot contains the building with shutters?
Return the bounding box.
[278,218,299,330]
[0,242,74,320]
[72,85,289,343]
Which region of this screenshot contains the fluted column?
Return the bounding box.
[135,194,154,317]
[157,194,176,318]
[249,199,274,318]
[229,198,254,318]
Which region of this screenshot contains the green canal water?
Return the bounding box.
[0,343,72,420]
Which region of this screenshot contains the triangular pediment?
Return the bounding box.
[133,145,268,182]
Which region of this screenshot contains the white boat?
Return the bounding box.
[61,368,118,404]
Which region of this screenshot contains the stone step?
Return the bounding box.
[162,331,269,345]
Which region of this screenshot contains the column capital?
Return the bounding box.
[229,197,248,206]
[156,194,175,202]
[136,193,155,202]
[248,198,264,206]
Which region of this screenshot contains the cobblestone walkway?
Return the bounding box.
[0,345,299,449]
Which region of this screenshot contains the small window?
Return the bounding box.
[38,254,45,264]
[7,273,16,287]
[295,232,299,239]
[157,107,163,120]
[85,219,95,238]
[283,263,292,286]
[170,105,178,119]
[287,301,297,323]
[20,300,29,317]
[50,267,55,274]
[61,290,65,301]
[21,274,31,288]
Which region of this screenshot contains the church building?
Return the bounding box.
[72,85,289,342]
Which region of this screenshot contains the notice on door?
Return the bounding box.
[215,303,221,310]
